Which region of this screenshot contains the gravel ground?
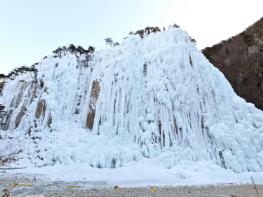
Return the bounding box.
[0,173,262,197]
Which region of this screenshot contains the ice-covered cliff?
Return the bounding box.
[1,26,263,172]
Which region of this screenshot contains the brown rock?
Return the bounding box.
[10,81,29,108]
[203,17,263,109]
[90,80,100,100]
[86,112,95,129]
[86,80,100,129]
[29,81,38,103]
[15,106,26,128]
[35,100,46,119]
[1,110,13,130]
[0,81,5,95]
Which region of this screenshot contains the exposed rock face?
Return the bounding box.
[35,100,46,120]
[203,17,263,109]
[15,106,27,128]
[86,80,100,129]
[0,81,5,96]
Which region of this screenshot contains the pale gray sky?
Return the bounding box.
[0,0,262,74]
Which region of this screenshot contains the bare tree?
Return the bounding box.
[105,37,114,46]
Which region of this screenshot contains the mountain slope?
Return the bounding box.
[0,26,263,173]
[203,17,263,109]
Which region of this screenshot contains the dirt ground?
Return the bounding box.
[0,173,263,197]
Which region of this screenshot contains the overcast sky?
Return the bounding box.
[0,0,262,74]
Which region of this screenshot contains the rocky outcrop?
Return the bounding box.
[35,100,46,120]
[0,81,5,96]
[86,80,100,129]
[15,106,26,128]
[203,17,263,109]
[10,81,29,108]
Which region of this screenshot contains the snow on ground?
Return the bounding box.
[10,159,263,187]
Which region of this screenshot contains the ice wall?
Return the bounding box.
[0,27,263,172]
